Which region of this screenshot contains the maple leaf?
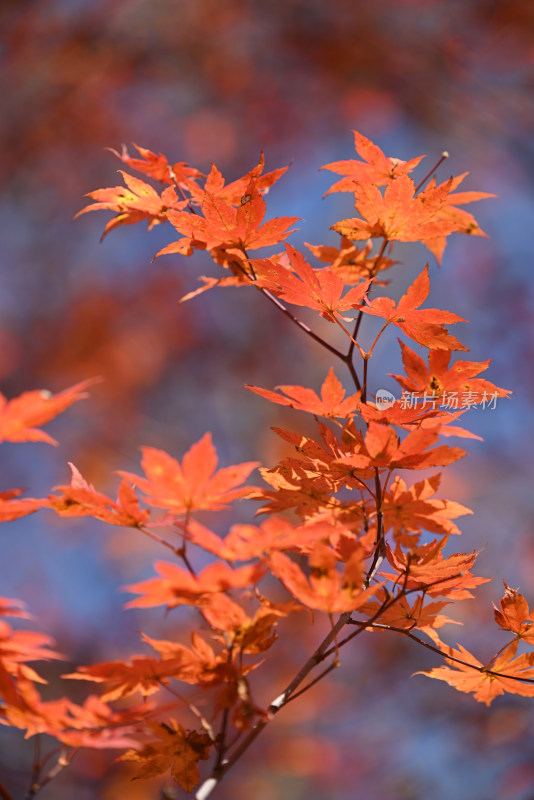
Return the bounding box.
[49,463,150,528]
[158,179,298,258]
[270,542,379,613]
[2,680,149,749]
[361,590,458,632]
[382,540,488,599]
[332,174,454,243]
[0,597,32,620]
[332,171,494,262]
[118,432,259,515]
[197,592,294,655]
[360,398,481,441]
[334,421,466,472]
[493,582,534,644]
[246,367,360,418]
[178,273,249,303]
[184,514,345,562]
[305,237,395,284]
[0,618,64,691]
[123,560,265,610]
[390,339,512,402]
[109,143,202,188]
[357,265,468,350]
[188,153,290,205]
[120,719,212,791]
[141,631,236,686]
[63,646,217,701]
[76,171,188,239]
[382,474,473,541]
[0,378,97,446]
[252,244,372,321]
[254,466,340,519]
[0,489,45,522]
[419,635,534,706]
[321,130,424,195]
[420,173,496,262]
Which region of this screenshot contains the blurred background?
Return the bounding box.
[1,0,534,797]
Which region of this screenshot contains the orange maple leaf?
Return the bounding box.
[184,515,341,562]
[305,237,395,284]
[419,635,534,706]
[188,153,290,205]
[253,244,372,321]
[334,421,466,472]
[2,680,148,749]
[0,597,32,620]
[49,463,150,528]
[360,399,481,441]
[0,617,64,694]
[357,265,468,350]
[123,560,265,610]
[332,171,493,262]
[361,590,458,632]
[158,178,298,258]
[382,540,488,599]
[0,378,97,445]
[0,489,46,523]
[120,719,212,791]
[382,474,473,540]
[246,367,360,418]
[118,432,259,515]
[109,143,202,188]
[321,130,424,195]
[270,542,379,613]
[76,171,188,239]
[493,582,534,644]
[420,172,496,261]
[64,656,191,701]
[390,339,512,402]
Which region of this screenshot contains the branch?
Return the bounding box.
[339,621,534,689]
[195,611,352,799]
[0,782,14,800]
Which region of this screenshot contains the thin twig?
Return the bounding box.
[364,469,385,587]
[414,152,449,193]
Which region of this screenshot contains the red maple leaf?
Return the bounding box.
[118,432,259,515]
[321,130,424,195]
[253,244,372,321]
[357,266,468,350]
[0,489,46,523]
[419,635,534,706]
[246,367,360,418]
[120,719,212,791]
[493,582,534,644]
[49,463,150,528]
[382,474,473,541]
[0,378,97,445]
[270,542,379,613]
[109,143,202,188]
[390,339,512,402]
[76,171,188,239]
[158,179,298,258]
[124,560,266,610]
[188,153,289,205]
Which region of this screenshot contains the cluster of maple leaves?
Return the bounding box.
[1,131,532,798]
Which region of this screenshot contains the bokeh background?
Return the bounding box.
[1,1,534,798]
